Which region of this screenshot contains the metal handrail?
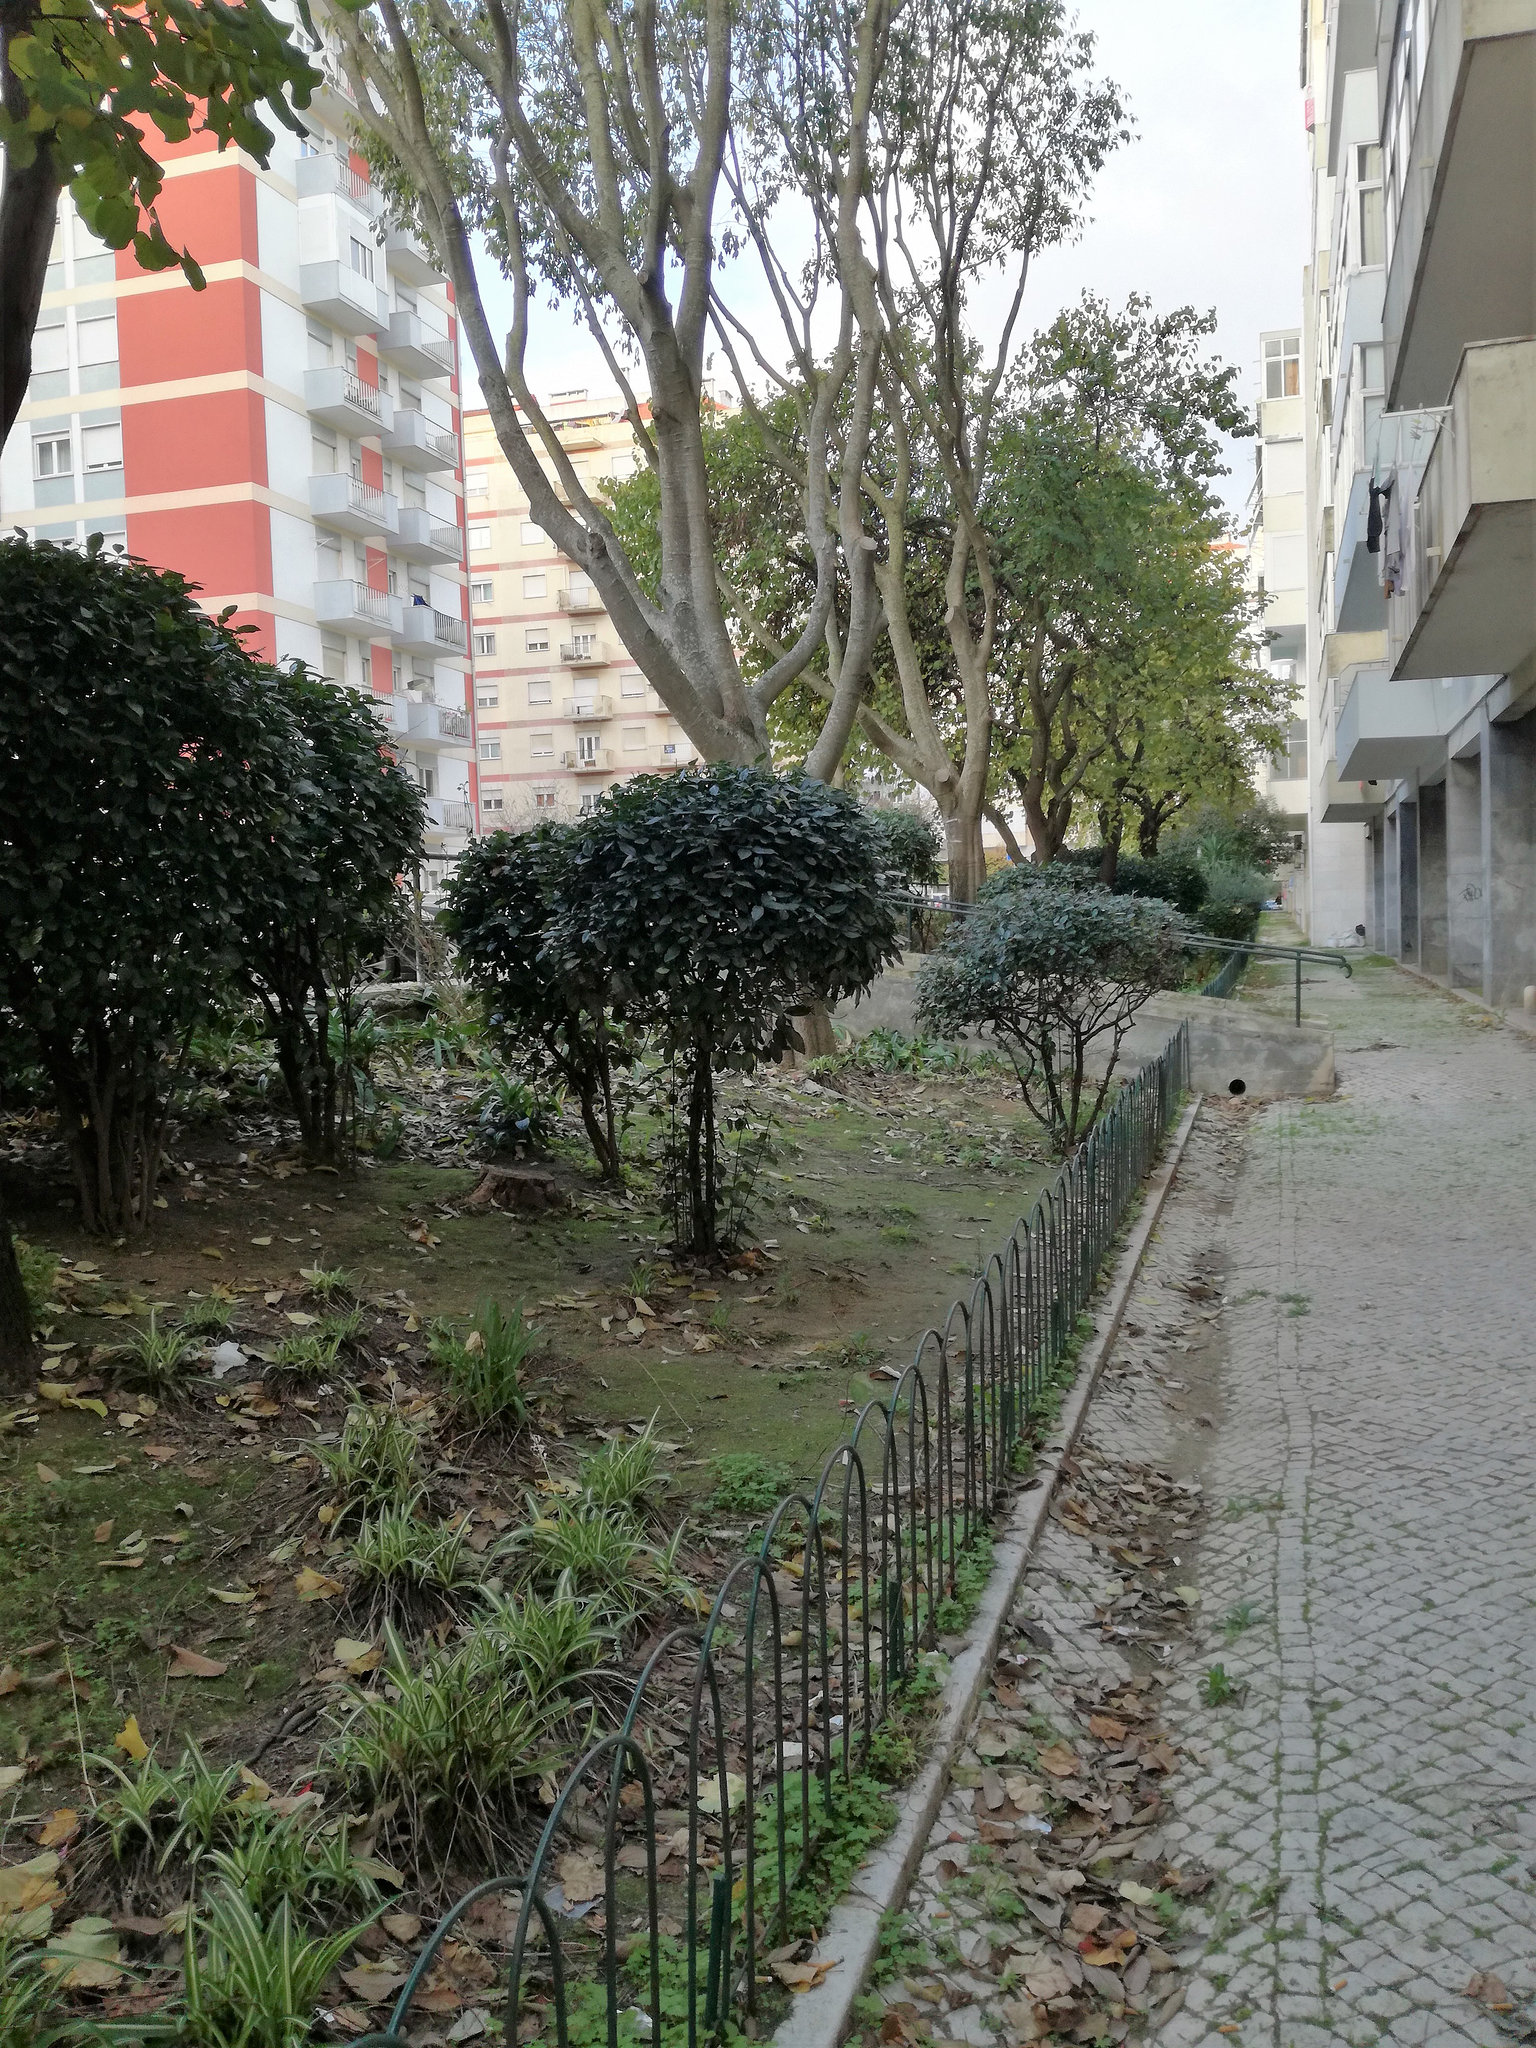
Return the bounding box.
[352,1021,1193,2048]
[1179,933,1352,1025]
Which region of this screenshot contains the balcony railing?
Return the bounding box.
[382,406,457,472]
[315,579,403,637]
[395,505,461,563]
[562,695,614,720]
[399,603,468,655]
[560,638,605,666]
[310,471,398,538]
[295,152,379,216]
[424,795,473,834]
[561,749,615,772]
[378,309,455,378]
[304,364,389,437]
[557,585,604,613]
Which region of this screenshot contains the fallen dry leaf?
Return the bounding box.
[1036,1743,1081,1778]
[36,1810,79,1849]
[93,1521,113,1544]
[209,1588,256,1606]
[168,1645,229,1681]
[35,1463,59,1484]
[771,1957,839,1991]
[341,1965,407,2005]
[1088,1715,1128,1742]
[557,1852,604,1904]
[382,1912,422,1944]
[0,1852,62,1926]
[113,1715,150,1761]
[294,1568,344,1601]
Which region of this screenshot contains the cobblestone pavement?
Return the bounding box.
[879,961,1536,2048]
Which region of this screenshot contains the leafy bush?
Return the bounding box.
[316,1403,424,1522]
[865,806,942,888]
[707,1452,793,1517]
[578,1420,669,1513]
[1049,845,1209,917]
[471,1071,559,1156]
[0,537,305,1234]
[1194,859,1267,942]
[917,883,1184,1152]
[546,767,898,1253]
[112,1312,199,1395]
[428,1298,536,1428]
[444,825,630,1181]
[349,1500,481,1617]
[13,1240,58,1320]
[325,1623,586,1860]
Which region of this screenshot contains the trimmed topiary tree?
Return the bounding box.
[546,767,899,1254]
[441,823,629,1182]
[0,536,298,1238]
[915,884,1184,1153]
[866,806,943,889]
[234,666,425,1164]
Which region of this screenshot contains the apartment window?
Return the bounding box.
[567,573,597,608]
[578,792,601,814]
[482,791,505,813]
[620,670,646,697]
[81,423,122,472]
[478,737,502,761]
[349,236,375,280]
[525,627,550,654]
[569,630,597,658]
[1361,342,1385,395]
[522,572,547,599]
[475,683,499,709]
[76,314,118,368]
[387,568,400,596]
[533,788,558,810]
[662,741,679,758]
[468,525,491,552]
[530,731,554,758]
[1263,334,1300,400]
[1357,144,1384,269]
[576,732,600,765]
[33,314,67,377]
[320,634,349,685]
[520,522,546,546]
[474,630,497,656]
[33,434,72,479]
[471,579,494,604]
[391,655,403,688]
[621,725,646,752]
[465,471,488,496]
[527,676,552,704]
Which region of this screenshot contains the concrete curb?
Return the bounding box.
[771,1095,1204,2048]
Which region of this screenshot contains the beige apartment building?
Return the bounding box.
[462,394,698,825]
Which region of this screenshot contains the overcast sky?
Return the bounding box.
[464,1,1310,514]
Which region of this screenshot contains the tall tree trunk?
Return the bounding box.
[0,1184,34,1392]
[1097,815,1123,887]
[0,64,60,441]
[942,805,987,904]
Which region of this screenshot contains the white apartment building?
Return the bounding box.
[464,395,698,824]
[1250,330,1310,846]
[1295,0,1536,992]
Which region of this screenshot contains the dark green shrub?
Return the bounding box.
[865,807,942,888]
[916,883,1183,1153]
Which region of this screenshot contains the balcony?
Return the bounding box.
[399,603,468,655]
[298,259,384,338]
[384,694,473,748]
[381,406,457,473]
[315,578,402,638]
[295,153,380,217]
[562,694,614,720]
[309,50,359,127]
[310,471,398,539]
[559,637,606,667]
[1335,667,1486,781]
[561,748,616,772]
[305,364,390,437]
[377,309,454,379]
[558,583,604,614]
[1389,340,1536,684]
[1320,758,1393,825]
[424,795,473,836]
[1382,0,1536,408]
[395,506,461,564]
[383,222,442,287]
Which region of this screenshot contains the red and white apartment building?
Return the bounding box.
[0,44,477,890]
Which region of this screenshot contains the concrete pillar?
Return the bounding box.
[1418,780,1448,978]
[1370,820,1387,951]
[1446,747,1486,990]
[1398,798,1420,964]
[1384,810,1402,958]
[1482,709,1536,1006]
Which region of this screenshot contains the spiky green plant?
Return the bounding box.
[349,1499,481,1619]
[428,1298,536,1428]
[578,1419,669,1514]
[315,1402,424,1522]
[112,1311,199,1395]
